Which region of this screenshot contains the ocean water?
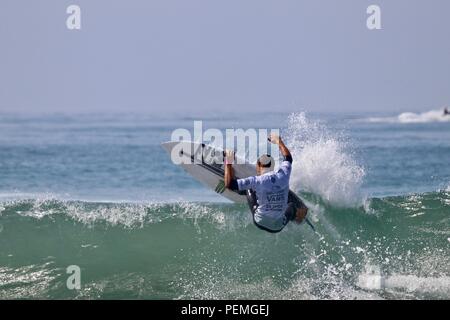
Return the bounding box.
[0,110,449,299]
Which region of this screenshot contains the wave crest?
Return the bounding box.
[284,112,365,207]
[365,109,450,124]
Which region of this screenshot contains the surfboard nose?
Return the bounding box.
[161,141,177,154]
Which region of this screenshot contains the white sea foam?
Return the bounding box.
[365,109,450,124]
[358,271,450,296]
[3,196,242,230]
[284,113,365,207]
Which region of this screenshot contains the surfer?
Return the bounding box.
[444,107,449,116]
[224,133,308,233]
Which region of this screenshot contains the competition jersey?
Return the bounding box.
[237,160,292,231]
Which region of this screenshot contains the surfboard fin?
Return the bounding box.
[305,218,316,232]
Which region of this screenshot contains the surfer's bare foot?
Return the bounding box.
[294,207,308,224]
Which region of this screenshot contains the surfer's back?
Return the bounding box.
[237,160,292,230]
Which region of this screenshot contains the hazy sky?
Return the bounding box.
[1,0,449,114]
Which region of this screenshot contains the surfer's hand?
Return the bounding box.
[224,149,235,165]
[268,133,281,145]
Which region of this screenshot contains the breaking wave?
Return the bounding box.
[364,109,450,124]
[0,190,449,300]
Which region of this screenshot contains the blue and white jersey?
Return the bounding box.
[237,160,292,231]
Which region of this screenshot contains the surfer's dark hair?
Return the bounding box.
[257,154,273,168]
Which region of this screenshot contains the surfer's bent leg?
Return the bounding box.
[285,193,308,224]
[284,202,297,224]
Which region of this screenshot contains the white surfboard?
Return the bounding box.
[161,140,253,203]
[161,140,315,231]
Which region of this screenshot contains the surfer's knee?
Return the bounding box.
[294,207,308,224]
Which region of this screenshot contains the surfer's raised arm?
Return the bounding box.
[269,133,293,163]
[224,150,259,194]
[224,150,238,190]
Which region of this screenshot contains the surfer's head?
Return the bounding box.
[256,154,275,175]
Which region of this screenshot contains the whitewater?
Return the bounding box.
[0,111,449,299]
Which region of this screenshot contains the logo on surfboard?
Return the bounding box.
[215,180,226,194]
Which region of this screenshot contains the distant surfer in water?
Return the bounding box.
[224,133,308,233]
[444,107,449,116]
